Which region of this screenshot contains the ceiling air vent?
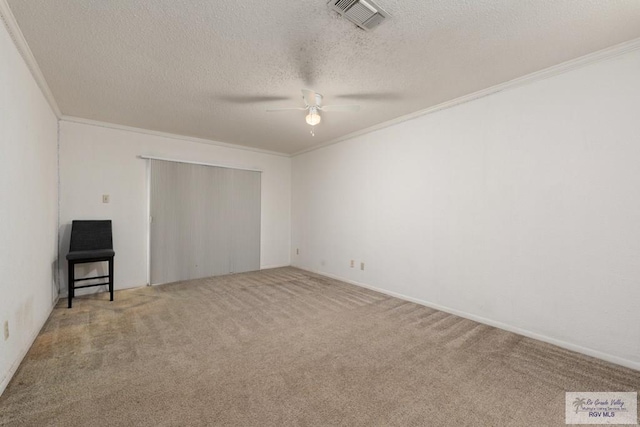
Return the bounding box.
[328,0,390,31]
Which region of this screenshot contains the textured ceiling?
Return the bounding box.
[7,0,640,154]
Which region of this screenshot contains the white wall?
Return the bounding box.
[59,121,291,295]
[0,22,59,393]
[292,49,640,370]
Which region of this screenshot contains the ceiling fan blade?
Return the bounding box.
[335,92,403,101]
[266,107,308,112]
[319,104,361,112]
[301,89,318,107]
[219,95,292,104]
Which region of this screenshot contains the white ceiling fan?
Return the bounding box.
[267,89,361,127]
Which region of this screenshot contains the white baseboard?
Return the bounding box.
[294,265,640,372]
[260,264,291,270]
[0,297,58,397]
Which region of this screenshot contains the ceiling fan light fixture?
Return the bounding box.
[268,90,359,127]
[306,107,321,126]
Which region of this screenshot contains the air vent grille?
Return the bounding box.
[328,0,390,31]
[333,0,357,12]
[346,1,376,24]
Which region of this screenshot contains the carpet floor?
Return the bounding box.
[0,267,638,426]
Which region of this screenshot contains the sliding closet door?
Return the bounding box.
[150,160,260,285]
[229,168,261,274]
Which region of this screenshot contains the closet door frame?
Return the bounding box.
[142,156,262,286]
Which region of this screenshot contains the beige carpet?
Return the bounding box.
[0,267,638,426]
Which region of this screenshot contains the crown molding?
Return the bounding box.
[293,37,640,157]
[0,0,61,118]
[60,116,291,158]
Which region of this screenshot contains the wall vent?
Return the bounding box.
[328,0,390,31]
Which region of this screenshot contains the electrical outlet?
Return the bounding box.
[350,260,354,268]
[3,321,8,341]
[360,262,365,271]
[102,194,110,203]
